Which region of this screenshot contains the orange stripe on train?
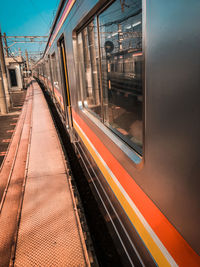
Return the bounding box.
[72,109,200,267]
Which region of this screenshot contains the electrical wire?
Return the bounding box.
[28,0,49,27]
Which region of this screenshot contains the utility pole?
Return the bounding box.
[0,66,8,114]
[0,28,10,108]
[3,33,8,57]
[25,49,29,77]
[18,47,22,56]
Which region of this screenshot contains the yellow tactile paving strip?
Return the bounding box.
[14,82,89,266]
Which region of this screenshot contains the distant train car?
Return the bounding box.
[33,0,200,266]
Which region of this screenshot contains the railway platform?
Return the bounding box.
[0,78,91,266]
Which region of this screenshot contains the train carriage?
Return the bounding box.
[33,0,200,266]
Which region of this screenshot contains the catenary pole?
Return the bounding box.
[0,28,10,108]
[3,33,8,57]
[0,65,8,114]
[25,49,29,77]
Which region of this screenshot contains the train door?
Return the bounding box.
[58,36,73,129]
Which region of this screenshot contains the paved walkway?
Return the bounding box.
[0,79,90,266]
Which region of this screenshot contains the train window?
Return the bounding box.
[77,0,143,155]
[98,0,143,154]
[51,53,59,89]
[42,63,45,77]
[45,60,50,80]
[77,18,101,118]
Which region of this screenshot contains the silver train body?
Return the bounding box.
[33,0,200,266]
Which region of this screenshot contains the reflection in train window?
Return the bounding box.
[51,53,60,89]
[99,0,143,154]
[77,18,101,118]
[77,0,143,155]
[45,60,50,80]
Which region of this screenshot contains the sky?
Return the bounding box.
[0,0,60,61]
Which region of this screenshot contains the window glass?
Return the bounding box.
[51,53,59,90]
[42,63,46,77]
[77,18,101,118]
[45,60,50,81]
[98,0,143,154]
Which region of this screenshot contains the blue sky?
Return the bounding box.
[0,0,60,60]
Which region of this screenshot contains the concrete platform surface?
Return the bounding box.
[0,79,90,266]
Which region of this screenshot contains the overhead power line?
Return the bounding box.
[2,35,48,51]
[28,0,49,27]
[6,36,48,38]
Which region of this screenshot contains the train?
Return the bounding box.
[33,0,200,266]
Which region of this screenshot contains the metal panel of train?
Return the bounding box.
[33,0,200,266]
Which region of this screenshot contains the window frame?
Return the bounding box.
[75,0,145,160]
[50,52,59,88]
